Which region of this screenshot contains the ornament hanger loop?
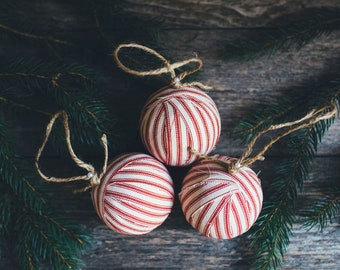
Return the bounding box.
[230,102,337,173]
[35,111,108,193]
[190,102,337,174]
[113,43,211,89]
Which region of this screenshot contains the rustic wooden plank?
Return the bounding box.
[124,0,340,28]
[12,29,340,157]
[40,157,338,270]
[1,1,340,269]
[24,154,339,270]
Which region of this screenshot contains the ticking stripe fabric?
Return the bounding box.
[140,86,221,167]
[179,155,263,239]
[92,153,174,235]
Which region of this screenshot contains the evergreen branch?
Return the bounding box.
[26,213,73,269]
[23,239,36,270]
[55,86,102,126]
[15,207,85,270]
[235,103,296,143]
[0,59,102,80]
[303,191,340,232]
[237,76,339,269]
[0,121,46,210]
[0,71,95,85]
[0,72,49,80]
[0,22,73,46]
[222,8,340,61]
[252,202,293,269]
[41,212,85,246]
[0,189,12,263]
[48,84,110,147]
[0,96,51,116]
[0,191,12,234]
[0,2,164,268]
[67,72,95,83]
[236,76,340,143]
[0,59,111,147]
[0,61,91,99]
[1,155,45,207]
[249,119,334,270]
[44,72,112,147]
[250,133,307,269]
[0,126,88,269]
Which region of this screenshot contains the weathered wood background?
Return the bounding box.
[3,0,340,269]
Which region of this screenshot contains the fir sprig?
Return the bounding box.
[0,58,112,270]
[0,115,90,270]
[0,58,112,148]
[0,0,165,268]
[0,118,46,210]
[303,190,340,232]
[237,75,340,269]
[249,122,334,270]
[15,207,88,270]
[222,8,340,61]
[0,186,12,246]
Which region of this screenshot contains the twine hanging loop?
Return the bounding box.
[35,111,108,193]
[113,43,211,89]
[191,102,337,174]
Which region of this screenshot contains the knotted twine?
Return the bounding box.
[190,102,338,173]
[35,111,108,193]
[113,43,212,89]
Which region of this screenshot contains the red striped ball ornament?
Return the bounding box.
[179,155,263,239]
[140,86,221,167]
[92,152,174,235]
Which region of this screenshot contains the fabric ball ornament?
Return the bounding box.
[92,152,174,235]
[179,155,263,239]
[140,85,221,167]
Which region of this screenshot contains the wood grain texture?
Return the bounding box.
[82,3,340,267]
[43,157,339,270]
[124,0,340,27]
[157,29,340,157]
[1,0,340,269]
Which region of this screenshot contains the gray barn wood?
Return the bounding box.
[2,1,340,269]
[83,2,340,269]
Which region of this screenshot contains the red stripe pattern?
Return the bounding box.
[140,86,221,166]
[92,153,174,235]
[179,155,263,239]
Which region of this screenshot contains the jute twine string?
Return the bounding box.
[113,43,212,89]
[190,102,337,174]
[35,111,108,193]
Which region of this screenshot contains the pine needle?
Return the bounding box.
[303,190,340,232]
[222,8,340,61]
[0,1,164,268]
[237,75,339,269]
